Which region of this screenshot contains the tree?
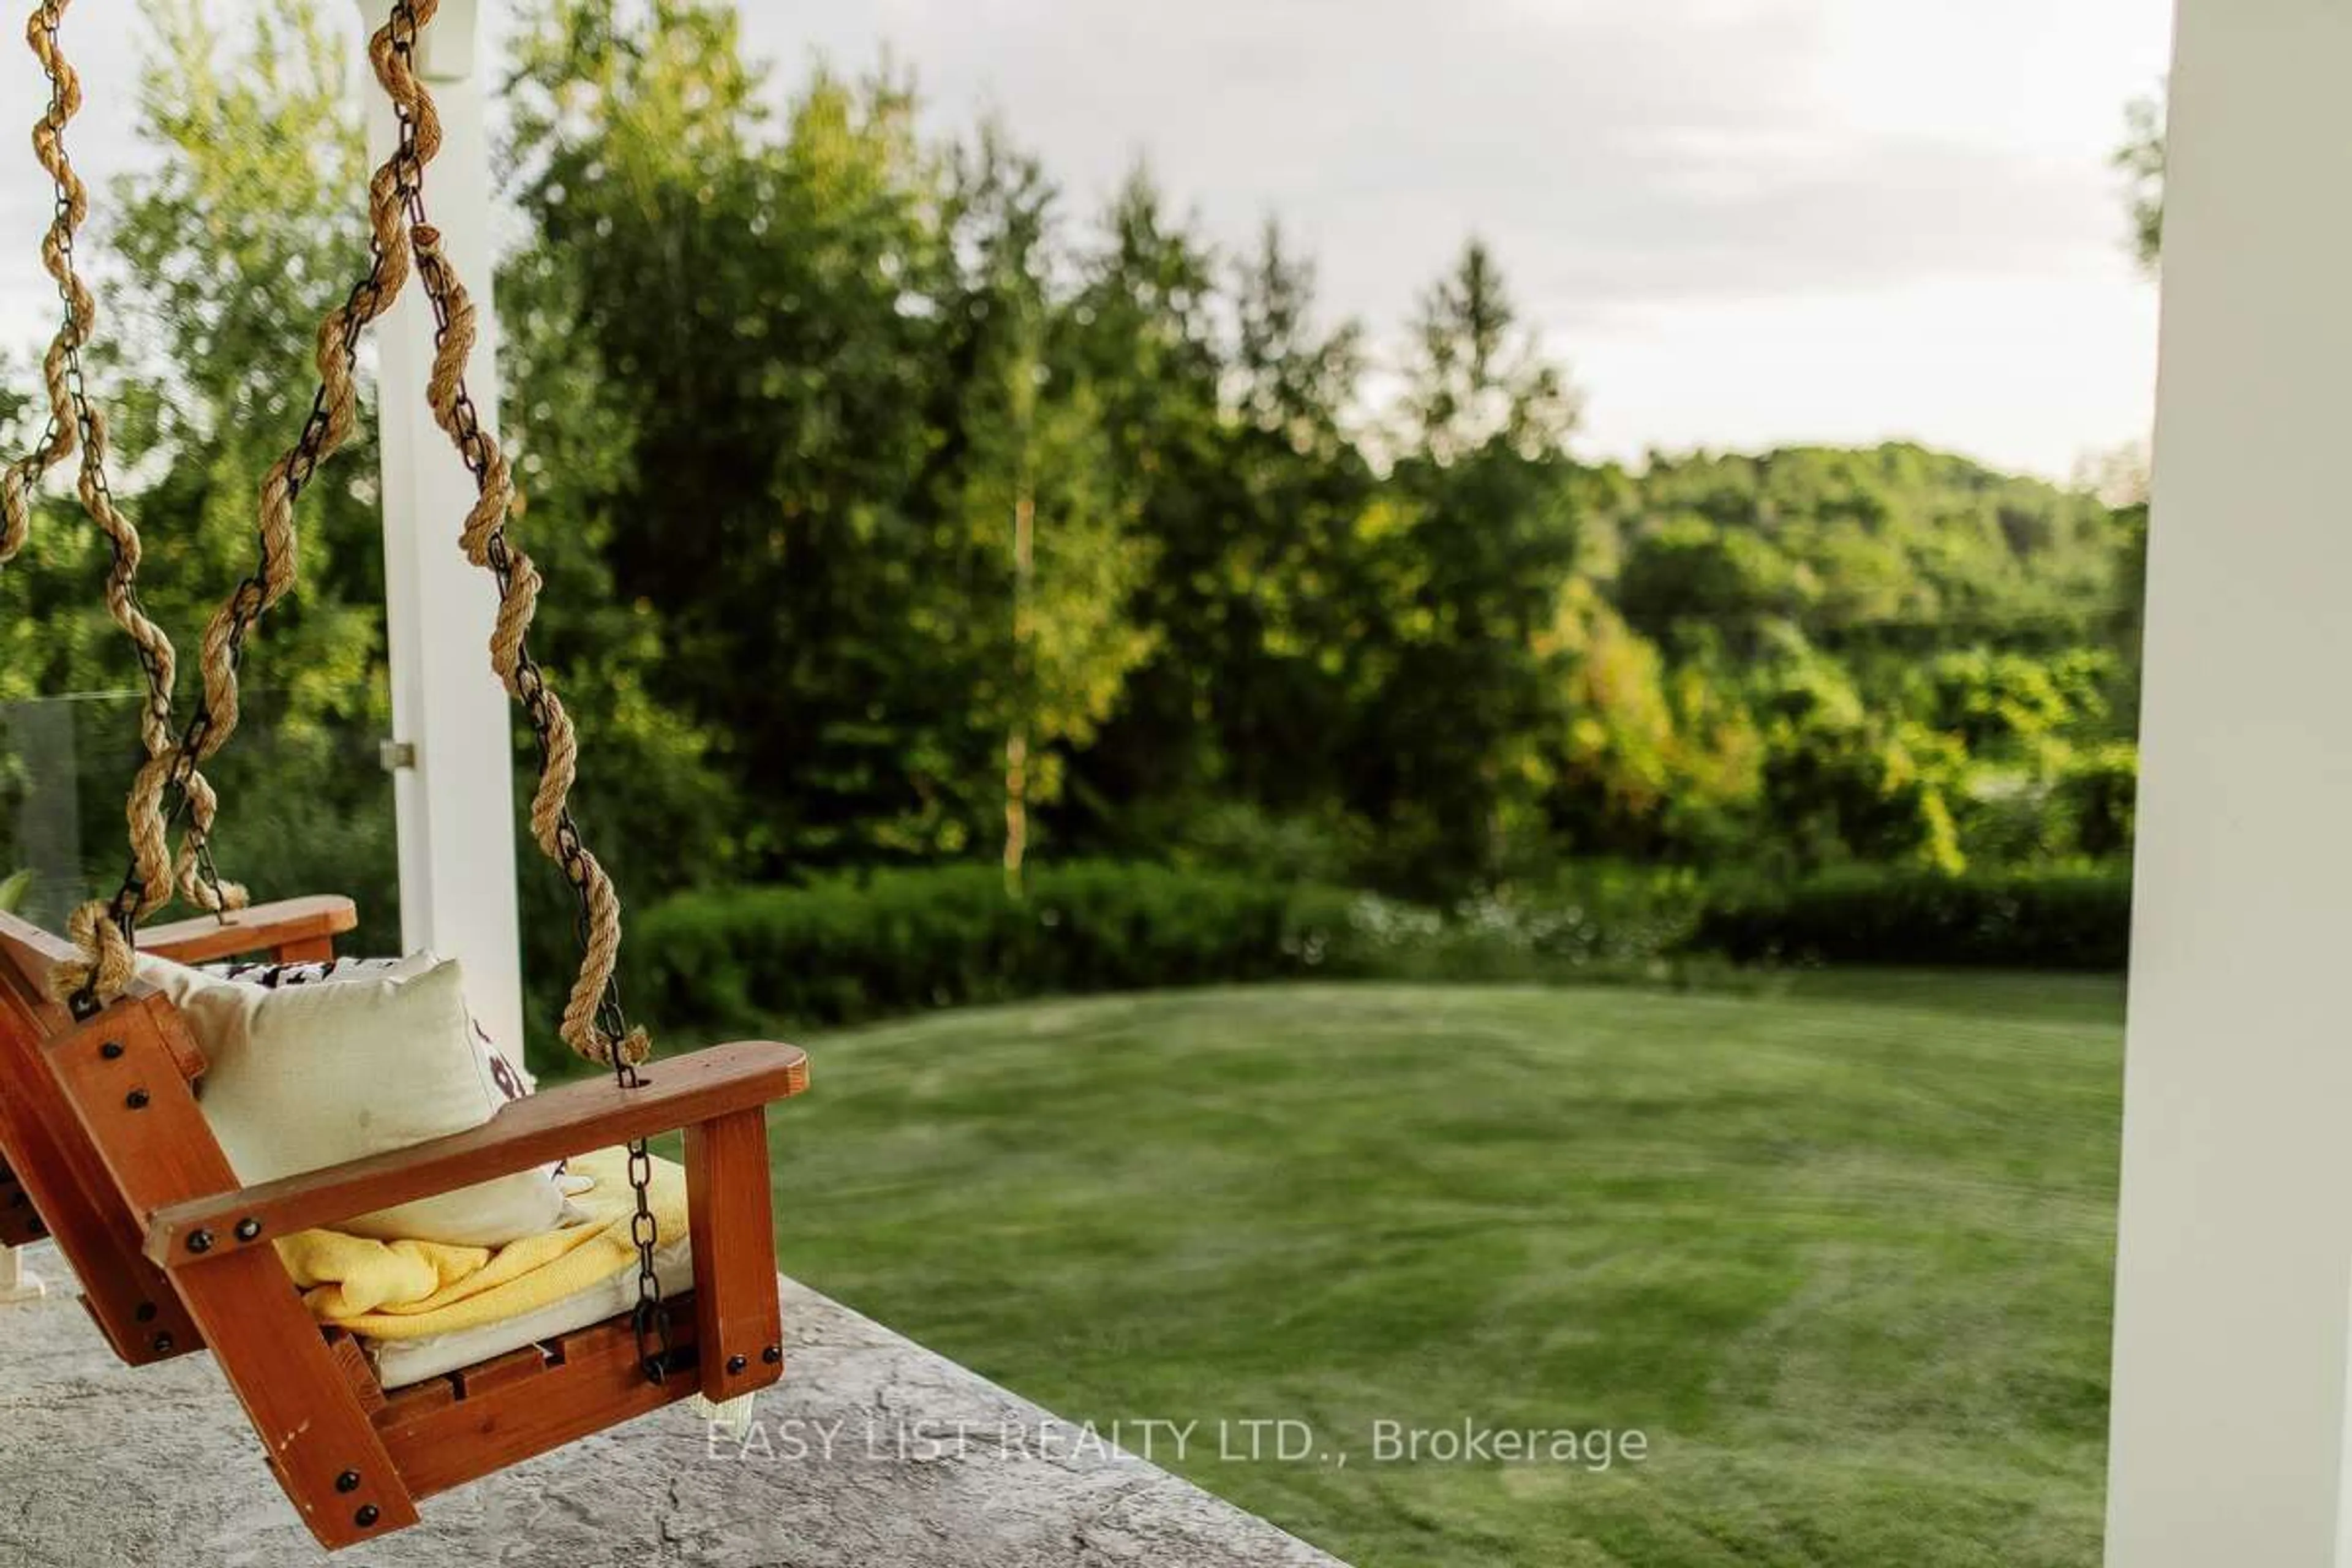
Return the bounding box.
[508,2,979,871]
[1209,224,1384,815]
[940,129,1155,893]
[1754,653,1966,873]
[1395,239,1579,467]
[2116,86,2167,273]
[1365,241,1585,891]
[1051,170,1237,839]
[9,0,2156,932]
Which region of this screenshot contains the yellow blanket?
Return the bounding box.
[277,1147,689,1342]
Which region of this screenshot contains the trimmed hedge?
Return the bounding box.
[629,858,2133,1037]
[629,861,1362,1033]
[1693,863,2132,970]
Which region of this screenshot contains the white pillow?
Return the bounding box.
[203,955,541,1104]
[135,951,570,1247]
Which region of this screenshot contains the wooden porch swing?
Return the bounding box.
[0,0,809,1550]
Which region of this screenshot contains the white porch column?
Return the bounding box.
[2105,1,2352,1563]
[356,0,526,1052]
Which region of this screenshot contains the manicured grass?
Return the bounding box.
[764,974,2124,1567]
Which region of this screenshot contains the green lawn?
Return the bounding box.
[763,974,2125,1567]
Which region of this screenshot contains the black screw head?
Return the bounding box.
[235,1218,262,1242]
[99,1041,124,1060]
[354,1504,380,1529]
[124,1088,149,1110]
[150,1333,175,1355]
[762,1344,783,1365]
[134,1302,157,1324]
[24,1218,44,1238]
[335,1471,361,1494]
[726,1354,748,1376]
[186,1229,214,1254]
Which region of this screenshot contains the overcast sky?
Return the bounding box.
[0,0,2174,480]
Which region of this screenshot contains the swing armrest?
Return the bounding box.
[137,895,360,967]
[141,1039,809,1267]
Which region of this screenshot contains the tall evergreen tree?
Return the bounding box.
[939,129,1153,892]
[1367,242,1585,889]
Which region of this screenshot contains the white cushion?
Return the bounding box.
[135,951,570,1247]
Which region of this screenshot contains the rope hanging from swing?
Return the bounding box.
[4,0,245,922]
[37,0,673,1381]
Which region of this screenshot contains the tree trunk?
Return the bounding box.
[1004,481,1036,899]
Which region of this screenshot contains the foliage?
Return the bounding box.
[2052,742,2140,859]
[1166,801,1359,886]
[3,0,2149,990]
[1695,862,2134,970]
[940,130,1158,890]
[2116,86,2167,273]
[2,0,380,720]
[629,861,1365,1035]
[1327,861,1712,980]
[1395,238,1579,465]
[633,853,1885,1049]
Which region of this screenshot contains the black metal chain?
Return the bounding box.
[382,2,671,1387]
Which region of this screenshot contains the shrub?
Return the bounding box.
[630,861,1365,1034]
[2052,742,2138,859]
[630,856,2130,1042]
[1168,802,1359,886]
[1693,862,2132,970]
[1325,862,1709,979]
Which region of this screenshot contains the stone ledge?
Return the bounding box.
[0,1245,1346,1567]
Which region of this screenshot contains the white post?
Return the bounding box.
[0,1246,40,1305]
[2105,1,2352,1562]
[356,0,526,1054]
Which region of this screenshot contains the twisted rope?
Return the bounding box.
[160,137,409,908]
[0,5,77,571]
[0,32,67,564]
[58,0,647,1069]
[51,0,420,1006]
[414,224,644,1066]
[13,2,245,961]
[13,1,181,761]
[368,5,639,1066]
